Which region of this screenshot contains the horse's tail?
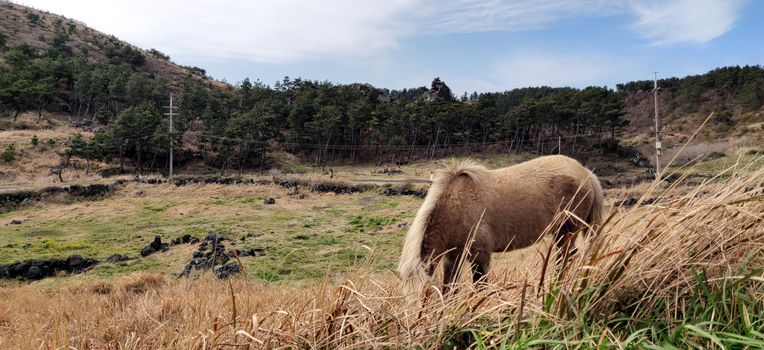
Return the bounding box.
[586,171,604,229]
[397,159,485,291]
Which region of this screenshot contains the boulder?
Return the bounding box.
[204,232,229,242]
[140,246,156,257]
[171,234,195,245]
[263,197,276,205]
[67,255,82,267]
[213,263,241,278]
[237,248,265,257]
[105,254,130,263]
[26,265,42,279]
[67,255,97,272]
[140,236,169,257]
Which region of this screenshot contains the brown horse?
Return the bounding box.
[397,155,604,290]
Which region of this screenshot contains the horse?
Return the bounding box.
[397,155,604,291]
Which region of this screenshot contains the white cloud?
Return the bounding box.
[423,0,743,45]
[20,0,423,63]
[421,0,622,33]
[493,51,629,89]
[20,0,744,65]
[629,0,744,45]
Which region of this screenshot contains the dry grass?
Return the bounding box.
[0,156,761,348]
[661,137,762,165]
[0,113,108,189]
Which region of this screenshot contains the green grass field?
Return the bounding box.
[0,182,420,284]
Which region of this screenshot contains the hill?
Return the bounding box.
[0,1,224,90]
[619,66,764,151]
[0,1,761,181]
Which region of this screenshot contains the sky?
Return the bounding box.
[19,0,764,94]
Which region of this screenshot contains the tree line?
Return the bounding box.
[3,37,763,175]
[617,65,764,113]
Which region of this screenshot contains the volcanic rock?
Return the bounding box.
[105,254,130,263]
[140,235,169,257]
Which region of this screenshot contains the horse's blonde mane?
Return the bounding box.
[397,159,486,289]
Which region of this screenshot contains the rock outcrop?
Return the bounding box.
[422,77,454,102]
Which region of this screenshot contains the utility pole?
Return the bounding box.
[164,93,178,179]
[652,72,661,180]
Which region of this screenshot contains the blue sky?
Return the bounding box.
[22,0,764,94]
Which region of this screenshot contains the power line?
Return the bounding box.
[99,128,597,151]
[187,131,592,150]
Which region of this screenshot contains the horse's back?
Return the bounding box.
[483,155,598,250]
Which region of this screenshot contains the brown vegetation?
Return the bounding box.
[0,156,761,349]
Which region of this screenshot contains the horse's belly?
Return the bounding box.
[494,231,543,252]
[491,207,555,252]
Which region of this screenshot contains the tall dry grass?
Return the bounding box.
[0,157,762,349]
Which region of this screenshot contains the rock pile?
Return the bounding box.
[180,232,264,279]
[0,254,98,280]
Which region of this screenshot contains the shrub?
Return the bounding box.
[53,30,69,47]
[148,48,170,60]
[713,105,735,126]
[25,12,40,24]
[31,135,38,146]
[2,143,17,163]
[182,65,207,77]
[105,43,145,67]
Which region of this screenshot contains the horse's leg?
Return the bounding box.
[469,228,493,287]
[441,251,460,294]
[470,253,490,285]
[554,220,579,271]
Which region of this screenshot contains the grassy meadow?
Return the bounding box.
[1,181,421,284]
[0,150,762,348]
